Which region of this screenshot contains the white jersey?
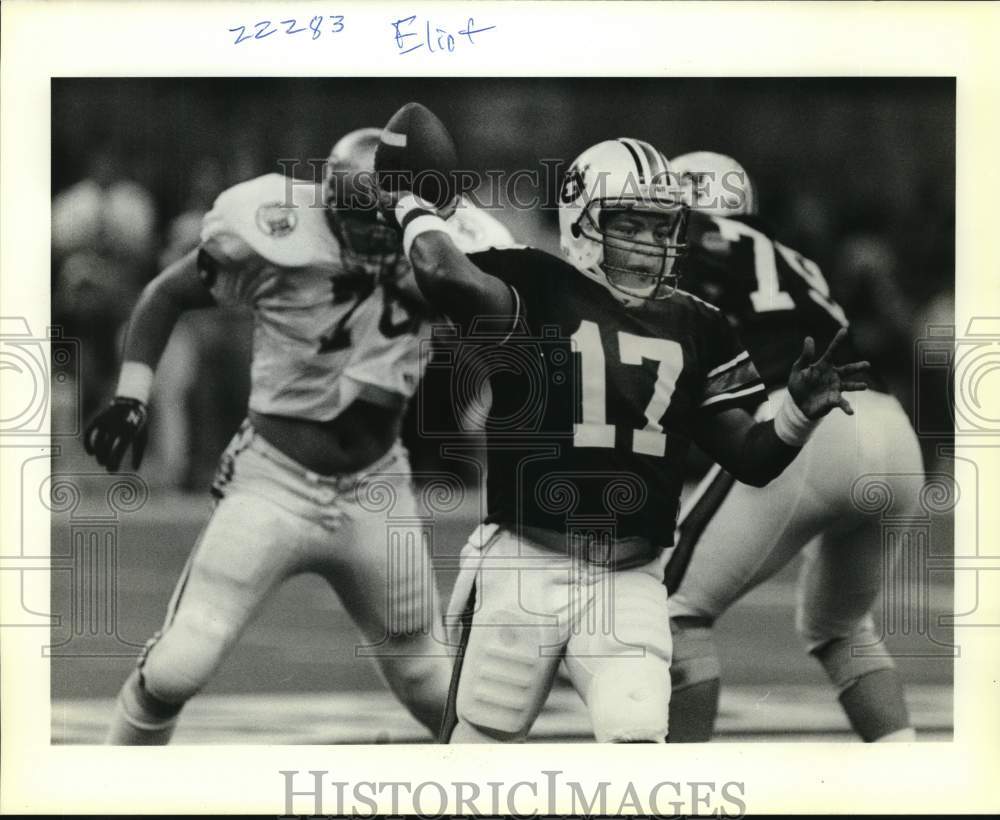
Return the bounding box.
[199,174,513,421]
[446,197,516,253]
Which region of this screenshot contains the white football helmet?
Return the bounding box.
[670,151,758,217]
[323,127,402,279]
[559,138,688,306]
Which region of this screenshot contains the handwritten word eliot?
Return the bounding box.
[391,16,496,55]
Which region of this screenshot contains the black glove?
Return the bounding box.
[83,397,149,472]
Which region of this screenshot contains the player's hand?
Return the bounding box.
[83,398,149,472]
[787,328,870,419]
[375,186,404,228]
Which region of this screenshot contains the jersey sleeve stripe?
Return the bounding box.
[704,358,763,399]
[700,382,766,408]
[706,350,749,379]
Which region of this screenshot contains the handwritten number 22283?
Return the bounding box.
[230,15,345,44]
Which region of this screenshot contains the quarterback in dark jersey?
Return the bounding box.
[467,242,769,552]
[377,117,869,743]
[665,151,923,743]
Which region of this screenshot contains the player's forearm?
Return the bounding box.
[726,419,801,487]
[122,282,184,369]
[408,231,514,333]
[408,231,470,308]
[118,249,210,395]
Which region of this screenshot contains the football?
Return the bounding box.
[375,101,459,209]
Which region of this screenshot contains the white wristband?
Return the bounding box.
[116,362,154,404]
[396,193,436,222]
[773,390,819,447]
[403,214,448,257]
[396,194,447,258]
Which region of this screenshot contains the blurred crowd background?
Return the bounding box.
[51,78,954,489]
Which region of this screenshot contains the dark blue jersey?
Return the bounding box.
[463,246,766,546]
[682,213,851,389]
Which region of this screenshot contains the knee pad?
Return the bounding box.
[567,577,670,741]
[810,629,897,693]
[609,583,672,660]
[118,668,184,728]
[139,615,234,704]
[455,615,558,742]
[588,659,670,742]
[669,616,720,691]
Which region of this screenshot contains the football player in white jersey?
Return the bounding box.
[84,128,514,744]
[665,151,922,742]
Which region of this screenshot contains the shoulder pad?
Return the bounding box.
[200,173,337,268]
[674,287,722,313]
[468,243,546,264]
[468,245,577,285]
[446,197,516,253]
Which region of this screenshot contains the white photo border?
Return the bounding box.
[2,0,998,814]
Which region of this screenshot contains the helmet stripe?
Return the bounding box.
[636,139,665,180]
[617,138,647,184]
[655,148,671,179]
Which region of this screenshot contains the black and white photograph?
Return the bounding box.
[2,2,998,816]
[45,75,956,747]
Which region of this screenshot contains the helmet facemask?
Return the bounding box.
[327,207,402,281]
[323,128,405,283]
[575,201,688,302]
[324,166,403,282]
